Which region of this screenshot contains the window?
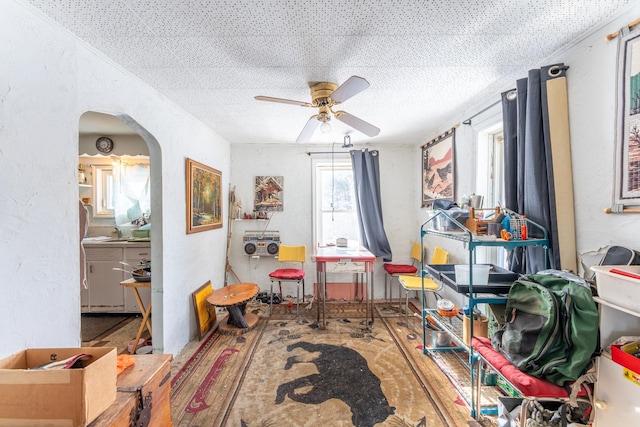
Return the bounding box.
[476,123,506,266]
[312,157,359,247]
[93,165,115,217]
[476,128,504,209]
[90,159,150,223]
[113,160,150,225]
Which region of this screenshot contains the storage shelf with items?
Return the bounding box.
[419,208,549,419]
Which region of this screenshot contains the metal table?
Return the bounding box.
[313,246,376,329]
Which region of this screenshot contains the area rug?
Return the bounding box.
[81,314,133,342]
[170,302,482,426]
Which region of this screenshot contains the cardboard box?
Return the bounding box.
[462,314,488,346]
[611,341,640,375]
[0,347,116,426]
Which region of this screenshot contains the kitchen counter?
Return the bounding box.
[82,237,150,248]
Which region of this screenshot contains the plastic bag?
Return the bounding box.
[497,397,522,427]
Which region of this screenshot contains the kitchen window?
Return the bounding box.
[93,165,115,217]
[90,158,150,223]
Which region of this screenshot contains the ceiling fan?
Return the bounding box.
[255,76,381,143]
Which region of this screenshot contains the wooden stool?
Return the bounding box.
[207,283,259,335]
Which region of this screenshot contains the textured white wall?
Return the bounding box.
[413,3,640,309]
[0,1,230,357]
[555,7,640,258]
[79,134,149,156]
[229,143,416,298]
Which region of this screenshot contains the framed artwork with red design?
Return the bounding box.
[422,128,455,207]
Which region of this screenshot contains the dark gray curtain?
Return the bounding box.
[502,64,567,273]
[350,149,392,262]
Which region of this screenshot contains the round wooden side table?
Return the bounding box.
[206,282,259,335]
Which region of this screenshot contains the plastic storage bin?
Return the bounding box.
[591,265,640,312]
[455,264,490,286]
[430,208,470,231]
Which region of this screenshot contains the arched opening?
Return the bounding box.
[78,111,163,353]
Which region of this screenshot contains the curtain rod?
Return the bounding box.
[306,151,352,156]
[604,205,640,214]
[421,125,458,148]
[606,17,640,41]
[462,99,501,125]
[306,149,378,156]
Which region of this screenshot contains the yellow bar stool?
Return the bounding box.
[398,246,449,328]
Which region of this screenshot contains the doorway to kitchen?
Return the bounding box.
[78,111,163,354]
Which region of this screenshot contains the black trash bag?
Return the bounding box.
[432,199,458,210]
[430,199,469,231]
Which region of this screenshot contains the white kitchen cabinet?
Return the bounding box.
[123,246,151,312]
[82,243,151,313]
[593,297,640,425]
[85,247,125,312]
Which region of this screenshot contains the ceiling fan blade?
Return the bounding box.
[296,115,321,143]
[330,76,370,104]
[254,95,312,107]
[334,111,380,137]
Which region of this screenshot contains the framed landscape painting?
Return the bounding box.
[422,128,455,207]
[186,158,222,234]
[615,30,640,206]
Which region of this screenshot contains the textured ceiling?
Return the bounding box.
[26,0,632,144]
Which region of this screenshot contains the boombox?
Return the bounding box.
[243,231,280,256]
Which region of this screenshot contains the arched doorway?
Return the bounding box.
[78,111,163,353]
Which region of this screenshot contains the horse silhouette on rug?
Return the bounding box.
[275,341,395,426]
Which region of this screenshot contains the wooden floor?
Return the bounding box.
[82,314,152,355]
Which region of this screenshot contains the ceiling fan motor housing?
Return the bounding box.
[310,82,338,107]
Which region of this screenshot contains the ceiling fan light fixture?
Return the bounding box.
[255,75,379,143]
[317,110,332,133]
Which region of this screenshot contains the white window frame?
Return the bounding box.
[476,124,504,209]
[472,107,505,266]
[311,156,359,248]
[92,164,115,218]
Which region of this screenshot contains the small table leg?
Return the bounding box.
[226,303,249,328]
[130,289,152,354]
